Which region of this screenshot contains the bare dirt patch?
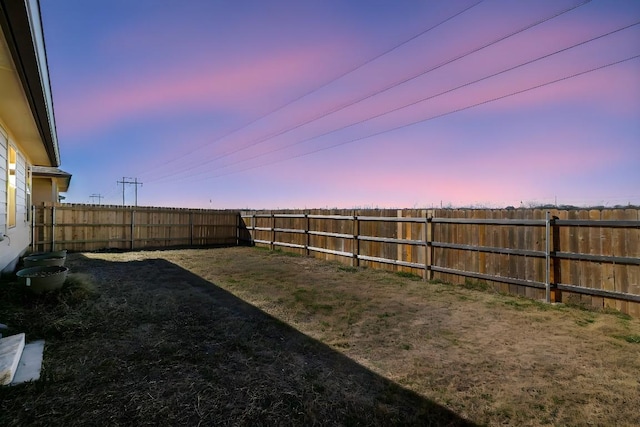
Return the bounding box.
[2,247,639,426]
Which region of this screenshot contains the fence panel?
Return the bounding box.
[33,203,239,252]
[240,207,640,316]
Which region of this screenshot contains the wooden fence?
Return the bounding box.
[29,204,640,317]
[32,203,240,252]
[240,208,640,317]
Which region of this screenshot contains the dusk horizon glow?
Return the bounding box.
[41,0,640,209]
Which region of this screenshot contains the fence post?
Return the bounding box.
[237,212,242,246]
[545,210,551,303]
[397,210,403,271]
[31,204,36,252]
[426,213,433,281]
[189,211,194,246]
[305,213,310,256]
[422,212,428,281]
[551,215,561,303]
[353,213,360,267]
[270,212,275,251]
[131,208,135,250]
[252,212,256,245]
[51,205,56,251]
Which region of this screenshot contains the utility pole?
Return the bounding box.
[117,177,143,206]
[133,177,141,207]
[90,194,103,205]
[119,178,125,206]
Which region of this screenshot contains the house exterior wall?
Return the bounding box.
[32,177,55,204]
[1,0,65,274]
[0,126,6,233]
[1,122,32,274]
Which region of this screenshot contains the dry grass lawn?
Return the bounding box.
[1,246,639,426]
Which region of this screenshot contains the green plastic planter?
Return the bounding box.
[16,266,69,294]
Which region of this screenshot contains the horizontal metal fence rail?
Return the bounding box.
[432,218,546,226]
[274,227,306,234]
[307,214,352,220]
[311,231,354,239]
[311,246,354,258]
[359,235,424,245]
[241,211,640,306]
[358,216,426,223]
[555,283,640,302]
[431,242,546,258]
[555,219,640,227]
[552,251,640,265]
[430,265,548,289]
[357,254,425,269]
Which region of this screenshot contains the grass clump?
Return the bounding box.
[613,334,640,344]
[602,308,633,321]
[462,278,489,291]
[502,297,554,312]
[272,248,302,257]
[395,271,422,281]
[60,273,98,303]
[292,287,334,314]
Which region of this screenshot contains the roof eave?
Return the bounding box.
[31,165,71,192]
[0,0,60,166]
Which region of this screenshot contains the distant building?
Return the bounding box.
[0,0,71,273]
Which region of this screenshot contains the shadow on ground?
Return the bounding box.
[0,253,476,426]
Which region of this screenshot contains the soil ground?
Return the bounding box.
[1,247,639,426]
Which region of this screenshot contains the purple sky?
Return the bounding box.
[40,0,640,209]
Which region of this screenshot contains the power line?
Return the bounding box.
[143,0,592,185]
[179,54,640,182]
[89,194,103,205]
[217,22,640,174]
[137,0,485,180]
[151,16,637,185]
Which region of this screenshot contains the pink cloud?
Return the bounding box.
[141,50,637,186]
[56,40,352,138]
[217,19,640,156]
[233,122,624,206]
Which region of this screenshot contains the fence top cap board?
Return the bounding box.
[41,203,241,213]
[244,207,640,215]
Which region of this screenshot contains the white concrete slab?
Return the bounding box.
[0,333,25,385]
[11,340,45,385]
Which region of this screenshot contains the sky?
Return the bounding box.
[39,0,640,209]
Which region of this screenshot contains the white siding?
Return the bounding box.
[16,150,26,221]
[0,127,31,274]
[0,128,6,233]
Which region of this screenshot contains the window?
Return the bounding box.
[8,146,16,227]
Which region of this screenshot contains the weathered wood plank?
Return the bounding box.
[34,205,640,317]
